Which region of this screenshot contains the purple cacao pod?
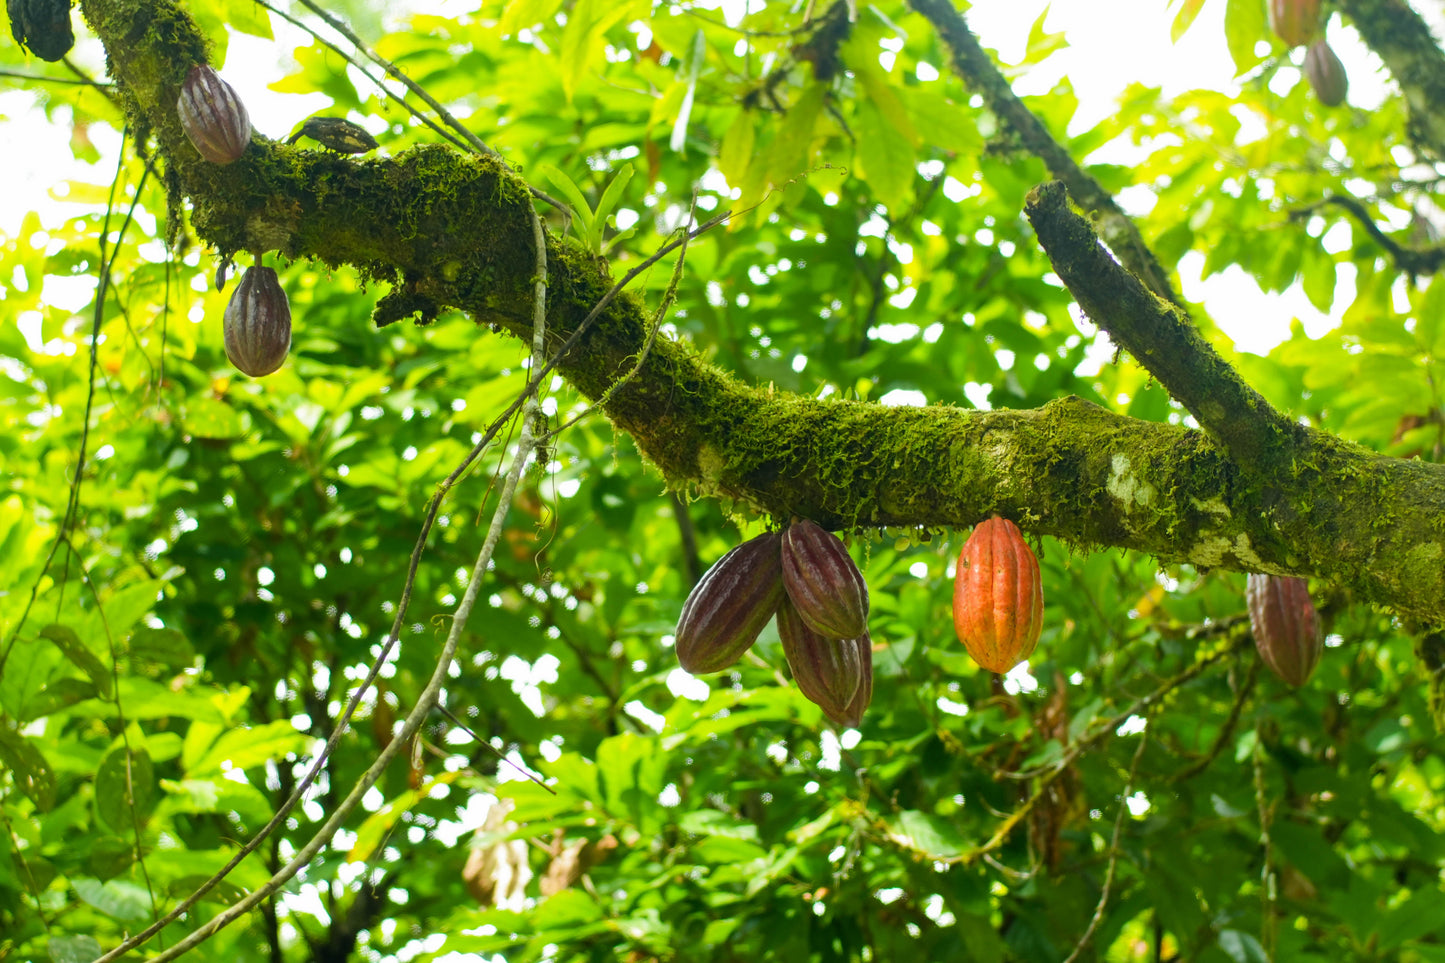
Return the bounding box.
[778,595,864,725]
[1304,40,1348,107]
[224,266,291,377]
[177,65,252,165]
[1246,574,1324,686]
[674,532,785,674]
[836,631,873,728]
[780,518,868,640]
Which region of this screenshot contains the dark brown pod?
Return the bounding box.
[674,532,785,674]
[780,518,868,640]
[177,65,252,165]
[778,595,864,724]
[1304,40,1348,107]
[1246,574,1324,686]
[223,266,291,377]
[8,0,74,61]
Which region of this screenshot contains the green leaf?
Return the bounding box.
[0,725,58,811]
[47,934,105,963]
[94,746,155,833]
[1171,0,1208,42]
[885,809,967,859]
[1224,0,1268,75]
[40,624,112,698]
[72,877,152,922]
[558,0,641,103]
[185,719,307,776]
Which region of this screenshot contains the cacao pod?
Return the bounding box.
[177,65,252,165]
[1268,0,1321,48]
[1246,574,1323,686]
[1304,40,1348,107]
[7,0,74,62]
[223,266,291,377]
[953,516,1044,674]
[836,631,873,728]
[674,531,785,674]
[780,518,868,640]
[778,594,864,725]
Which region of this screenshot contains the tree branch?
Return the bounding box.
[75,0,1445,628]
[1336,0,1445,160]
[1024,180,1299,464]
[1289,193,1445,280]
[907,0,1180,304]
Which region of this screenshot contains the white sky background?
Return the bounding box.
[1,0,1431,355]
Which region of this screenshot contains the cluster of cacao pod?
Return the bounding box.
[953,516,1044,674]
[1268,0,1346,107]
[674,518,871,726]
[1246,573,1324,686]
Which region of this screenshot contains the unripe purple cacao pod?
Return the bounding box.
[1247,574,1323,686]
[953,516,1044,674]
[177,65,252,165]
[1304,40,1348,107]
[778,595,864,725]
[9,0,75,62]
[780,518,868,640]
[674,531,785,674]
[836,632,872,728]
[224,266,291,377]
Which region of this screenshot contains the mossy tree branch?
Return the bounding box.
[1337,0,1445,160]
[75,0,1445,625]
[906,0,1180,305]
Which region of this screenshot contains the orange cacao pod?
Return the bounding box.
[674,532,785,674]
[1269,0,1321,48]
[224,266,291,377]
[1304,40,1348,107]
[778,595,865,724]
[780,518,868,639]
[953,517,1044,674]
[178,65,252,165]
[1246,574,1323,686]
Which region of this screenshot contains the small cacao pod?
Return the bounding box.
[953,516,1044,674]
[223,266,291,377]
[8,0,75,62]
[177,65,252,165]
[778,594,864,725]
[1304,40,1348,107]
[780,518,869,640]
[1268,0,1321,48]
[674,531,785,674]
[1246,574,1323,686]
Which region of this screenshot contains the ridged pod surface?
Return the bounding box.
[1269,0,1321,48]
[224,266,291,377]
[178,65,253,165]
[953,517,1044,674]
[1246,574,1324,686]
[1304,40,1348,107]
[836,633,873,728]
[778,595,864,724]
[674,532,785,674]
[780,519,868,640]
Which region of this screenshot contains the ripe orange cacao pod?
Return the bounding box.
[1246,574,1323,686]
[953,516,1044,674]
[780,518,868,640]
[1268,0,1321,48]
[778,595,864,724]
[1304,40,1348,107]
[178,65,252,165]
[224,266,291,377]
[674,532,785,674]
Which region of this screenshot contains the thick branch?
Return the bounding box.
[78,0,1445,627]
[907,0,1179,304]
[1337,0,1445,159]
[1024,181,1300,465]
